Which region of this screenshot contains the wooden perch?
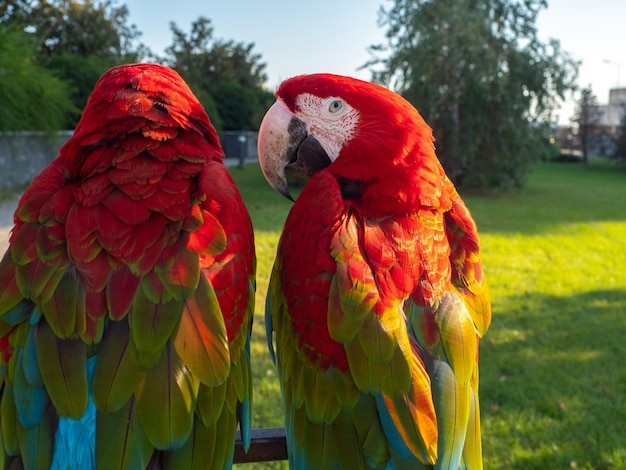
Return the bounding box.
[234,427,288,464]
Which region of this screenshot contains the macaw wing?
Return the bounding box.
[408,192,491,470]
[327,206,440,464]
[268,171,438,468]
[268,264,387,469]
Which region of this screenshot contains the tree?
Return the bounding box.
[0,25,75,131]
[572,86,601,163]
[1,0,145,60]
[165,17,273,131]
[1,0,151,127]
[365,0,579,189]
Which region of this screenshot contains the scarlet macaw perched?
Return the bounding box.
[0,63,255,469]
[257,74,491,469]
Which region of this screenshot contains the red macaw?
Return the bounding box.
[0,63,255,469]
[257,73,491,469]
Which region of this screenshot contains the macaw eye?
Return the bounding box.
[328,100,343,113]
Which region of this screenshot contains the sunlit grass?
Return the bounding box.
[229,160,626,469]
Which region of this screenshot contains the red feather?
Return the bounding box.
[101,191,152,225]
[107,267,141,320]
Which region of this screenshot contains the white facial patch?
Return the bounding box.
[294,93,360,162]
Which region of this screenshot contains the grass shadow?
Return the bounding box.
[480,288,626,469]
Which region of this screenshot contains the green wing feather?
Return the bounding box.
[130,286,184,356]
[196,381,228,426]
[135,340,199,450]
[34,321,87,420]
[1,386,20,456]
[92,320,144,413]
[16,399,56,469]
[39,271,86,339]
[96,397,153,470]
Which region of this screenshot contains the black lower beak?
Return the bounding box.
[286,135,332,179]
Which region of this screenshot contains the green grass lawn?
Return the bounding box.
[232,159,626,469]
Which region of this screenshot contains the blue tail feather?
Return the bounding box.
[51,356,97,470]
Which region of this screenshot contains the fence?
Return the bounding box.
[0,130,259,192]
[0,131,73,190]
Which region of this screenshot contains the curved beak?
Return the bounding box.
[257,99,332,200]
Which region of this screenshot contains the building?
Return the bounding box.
[598,88,626,133]
[592,87,626,156]
[555,87,626,157]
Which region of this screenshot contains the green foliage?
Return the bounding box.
[366,0,579,189]
[1,0,151,128]
[531,123,561,163]
[1,4,270,131]
[0,26,75,131]
[228,160,626,469]
[165,17,266,88]
[212,82,257,131]
[165,17,272,130]
[193,87,224,134]
[2,0,146,60]
[44,53,120,125]
[211,82,275,130]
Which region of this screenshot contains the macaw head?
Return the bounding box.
[64,63,222,171]
[257,73,441,204]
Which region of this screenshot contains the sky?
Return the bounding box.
[123,0,626,124]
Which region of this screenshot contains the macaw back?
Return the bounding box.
[0,63,255,469]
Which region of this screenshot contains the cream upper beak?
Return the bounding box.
[257,99,300,200]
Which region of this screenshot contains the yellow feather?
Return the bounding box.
[435,293,477,385]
